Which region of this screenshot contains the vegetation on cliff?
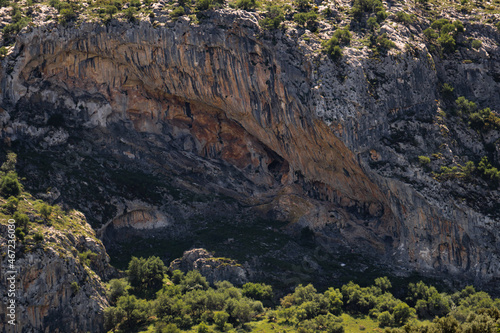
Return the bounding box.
[103,255,500,333]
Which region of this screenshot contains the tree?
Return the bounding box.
[108,279,129,305]
[324,287,343,315]
[375,277,392,293]
[392,302,415,326]
[378,311,393,327]
[104,5,118,19]
[213,311,230,330]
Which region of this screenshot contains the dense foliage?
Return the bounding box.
[103,256,500,333]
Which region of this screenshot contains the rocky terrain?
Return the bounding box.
[0,201,112,332]
[0,0,499,330]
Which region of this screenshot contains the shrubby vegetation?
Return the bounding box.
[102,254,500,332]
[424,19,464,54]
[322,28,351,61]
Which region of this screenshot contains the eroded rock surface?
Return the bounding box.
[0,9,499,296]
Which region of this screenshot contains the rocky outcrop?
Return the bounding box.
[0,8,499,294]
[170,249,248,286]
[0,211,111,333]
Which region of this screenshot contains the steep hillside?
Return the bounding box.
[0,154,112,332]
[0,0,499,311]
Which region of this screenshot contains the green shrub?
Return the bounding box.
[469,108,500,130]
[351,0,384,19]
[0,46,8,59]
[293,11,318,31]
[0,0,9,7]
[130,0,141,7]
[259,5,284,30]
[441,83,454,99]
[124,7,137,21]
[108,279,129,304]
[477,156,500,183]
[376,33,395,51]
[395,11,414,25]
[196,0,212,10]
[104,5,118,18]
[59,8,76,25]
[294,0,311,12]
[15,227,25,242]
[242,282,273,301]
[13,211,29,230]
[496,22,500,31]
[0,172,21,198]
[71,281,80,294]
[418,156,431,166]
[33,231,44,243]
[378,311,393,327]
[471,39,482,49]
[171,6,185,18]
[438,33,456,53]
[431,18,450,30]
[3,196,18,214]
[235,0,257,10]
[455,96,477,116]
[423,28,438,40]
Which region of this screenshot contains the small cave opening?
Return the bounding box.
[265,150,289,182]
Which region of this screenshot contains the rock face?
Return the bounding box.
[170,248,248,286]
[0,9,499,294]
[0,211,111,333]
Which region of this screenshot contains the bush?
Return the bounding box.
[213,311,229,330]
[259,5,284,30]
[477,156,500,183]
[469,108,500,131]
[235,0,257,10]
[59,8,76,25]
[0,173,21,198]
[242,282,273,301]
[378,311,393,327]
[395,11,414,25]
[39,203,53,221]
[124,7,137,22]
[351,0,384,19]
[3,196,19,214]
[171,6,185,18]
[196,0,212,10]
[15,227,25,242]
[376,33,396,51]
[471,39,482,49]
[442,83,454,99]
[71,281,80,294]
[323,39,342,61]
[109,279,129,304]
[455,96,477,116]
[418,156,431,166]
[293,11,318,31]
[0,0,9,7]
[13,212,29,230]
[424,28,438,40]
[0,46,8,58]
[33,231,44,243]
[367,16,379,31]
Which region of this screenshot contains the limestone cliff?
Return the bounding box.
[0,208,111,333]
[0,5,499,300]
